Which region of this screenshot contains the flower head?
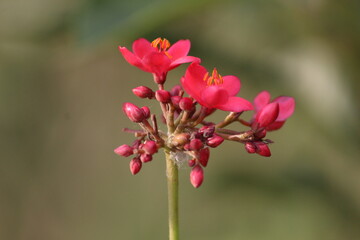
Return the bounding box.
[181,63,253,112]
[119,38,200,84]
[252,91,295,130]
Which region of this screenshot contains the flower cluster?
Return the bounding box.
[115,37,295,188]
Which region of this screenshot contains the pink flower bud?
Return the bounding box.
[170,85,182,96]
[198,125,215,139]
[256,102,279,128]
[188,159,196,167]
[244,142,256,153]
[206,135,224,148]
[140,154,152,163]
[171,96,182,107]
[123,102,145,123]
[184,143,191,151]
[155,90,171,103]
[114,144,134,157]
[255,129,266,139]
[198,147,210,167]
[189,139,203,151]
[132,86,154,99]
[141,106,150,119]
[190,165,204,188]
[254,142,271,157]
[179,97,193,111]
[130,157,142,175]
[142,140,158,155]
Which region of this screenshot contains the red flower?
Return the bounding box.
[119,38,200,83]
[253,91,295,130]
[181,63,253,112]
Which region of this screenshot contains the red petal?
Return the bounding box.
[169,56,200,70]
[132,38,155,59]
[221,75,241,96]
[201,86,229,108]
[266,121,285,131]
[254,91,271,112]
[217,96,253,112]
[118,46,147,71]
[142,52,171,75]
[181,63,207,101]
[273,96,295,121]
[168,39,191,60]
[256,102,279,128]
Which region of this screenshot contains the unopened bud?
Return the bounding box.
[130,157,142,175]
[114,144,134,157]
[188,159,196,167]
[170,85,182,96]
[254,142,271,157]
[206,135,224,148]
[142,141,158,155]
[123,102,145,123]
[256,102,279,128]
[141,106,150,119]
[198,125,215,139]
[244,142,256,153]
[132,86,154,99]
[172,133,190,147]
[140,154,152,163]
[155,90,171,103]
[190,165,204,188]
[198,147,210,167]
[255,129,266,139]
[171,96,182,107]
[179,97,193,111]
[189,139,203,151]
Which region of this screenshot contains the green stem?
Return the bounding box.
[165,151,179,240]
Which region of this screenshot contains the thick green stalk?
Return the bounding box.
[165,151,179,240]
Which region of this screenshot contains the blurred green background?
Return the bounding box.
[1,0,360,239]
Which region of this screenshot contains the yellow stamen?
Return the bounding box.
[151,37,172,58]
[203,68,224,86]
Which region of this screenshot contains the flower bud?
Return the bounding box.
[170,85,182,96]
[140,154,152,163]
[123,102,145,123]
[132,86,154,99]
[206,135,224,148]
[256,102,279,128]
[184,143,191,151]
[255,129,266,139]
[114,144,134,157]
[172,133,190,147]
[179,97,193,111]
[198,125,215,139]
[130,157,142,175]
[198,147,210,167]
[142,140,158,155]
[155,90,171,103]
[244,142,256,154]
[171,96,182,107]
[189,139,203,151]
[190,165,204,188]
[254,142,271,157]
[141,106,150,119]
[188,159,196,167]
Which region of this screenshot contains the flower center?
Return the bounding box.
[151,38,172,58]
[203,68,224,86]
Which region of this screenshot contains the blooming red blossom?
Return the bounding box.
[119,38,200,84]
[253,91,295,130]
[181,63,253,112]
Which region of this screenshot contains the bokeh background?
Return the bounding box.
[1,0,360,239]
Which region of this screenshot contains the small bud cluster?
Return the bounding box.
[115,37,295,188]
